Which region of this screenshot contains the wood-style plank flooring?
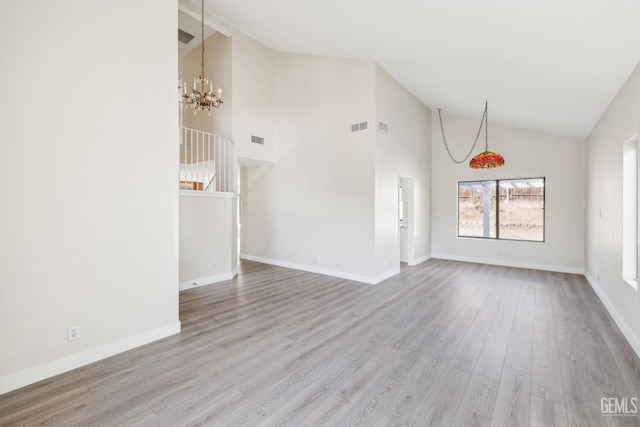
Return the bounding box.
[2,259,640,426]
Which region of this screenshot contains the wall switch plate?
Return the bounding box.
[68,326,80,341]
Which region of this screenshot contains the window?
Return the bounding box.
[623,137,638,289]
[458,181,497,238]
[458,178,545,241]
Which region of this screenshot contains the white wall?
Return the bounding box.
[374,65,432,276]
[0,2,180,393]
[585,60,640,356]
[240,54,378,280]
[231,32,276,162]
[179,193,238,290]
[431,113,585,273]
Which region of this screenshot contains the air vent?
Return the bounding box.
[251,135,265,145]
[178,29,195,44]
[378,121,389,134]
[351,121,368,133]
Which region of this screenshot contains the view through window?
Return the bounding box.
[458,178,545,241]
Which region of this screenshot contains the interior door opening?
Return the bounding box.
[399,177,413,266]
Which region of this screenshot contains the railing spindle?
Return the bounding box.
[222,138,227,191]
[214,134,218,192]
[218,135,223,191]
[179,126,235,194]
[190,129,193,186]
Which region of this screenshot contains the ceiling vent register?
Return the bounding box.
[178,29,195,44]
[351,121,368,133]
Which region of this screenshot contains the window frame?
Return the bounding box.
[457,177,546,243]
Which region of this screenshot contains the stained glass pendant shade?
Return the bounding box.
[438,101,505,169]
[470,150,505,169]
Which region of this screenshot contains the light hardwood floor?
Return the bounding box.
[2,259,640,426]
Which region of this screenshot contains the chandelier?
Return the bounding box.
[182,0,223,114]
[438,101,505,169]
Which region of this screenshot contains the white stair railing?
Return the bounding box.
[179,127,237,193]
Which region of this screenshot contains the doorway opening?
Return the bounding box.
[399,177,414,267]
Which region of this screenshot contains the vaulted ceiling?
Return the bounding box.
[204,0,640,139]
[178,9,215,59]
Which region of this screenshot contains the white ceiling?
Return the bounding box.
[204,0,640,139]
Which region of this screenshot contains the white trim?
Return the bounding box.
[178,1,232,37]
[624,278,639,290]
[373,267,401,284]
[179,190,237,199]
[0,322,181,395]
[179,269,238,291]
[585,272,640,358]
[430,253,584,274]
[240,254,398,285]
[408,254,431,267]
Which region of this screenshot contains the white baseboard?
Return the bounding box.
[431,253,584,275]
[179,269,238,291]
[240,254,398,285]
[408,253,432,267]
[0,321,181,395]
[373,267,401,284]
[584,272,640,359]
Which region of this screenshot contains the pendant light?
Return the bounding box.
[438,101,505,169]
[182,0,223,114]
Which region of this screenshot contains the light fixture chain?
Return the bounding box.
[201,0,205,78]
[437,105,487,164]
[484,101,488,152]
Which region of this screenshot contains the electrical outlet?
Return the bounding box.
[316,255,321,263]
[212,263,217,270]
[68,326,80,341]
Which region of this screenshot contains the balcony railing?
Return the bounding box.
[179,127,237,193]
